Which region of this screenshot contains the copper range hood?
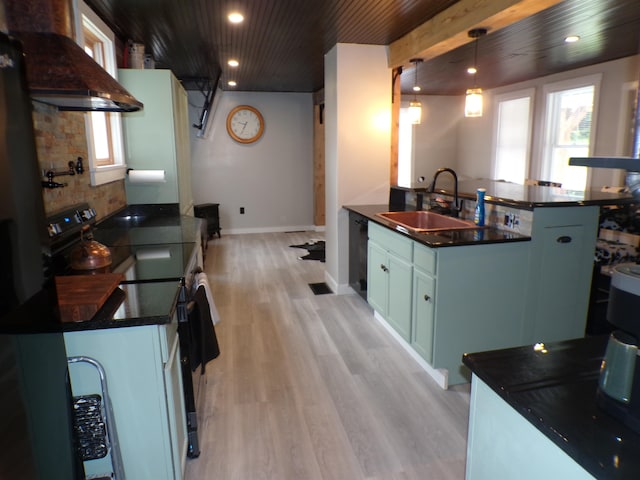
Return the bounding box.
[4,0,142,112]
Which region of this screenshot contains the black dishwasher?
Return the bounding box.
[349,211,368,300]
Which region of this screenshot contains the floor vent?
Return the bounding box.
[309,282,332,295]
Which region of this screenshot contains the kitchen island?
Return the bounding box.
[463,335,640,479]
[345,181,632,388]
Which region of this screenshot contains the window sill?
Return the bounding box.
[90,164,127,186]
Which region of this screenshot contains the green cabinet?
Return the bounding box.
[387,254,413,341]
[367,240,388,316]
[119,69,193,215]
[523,206,600,343]
[466,377,595,479]
[412,243,437,363]
[412,268,435,363]
[367,222,413,342]
[64,318,187,479]
[368,221,530,387]
[433,242,529,385]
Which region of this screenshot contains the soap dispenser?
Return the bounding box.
[474,188,486,226]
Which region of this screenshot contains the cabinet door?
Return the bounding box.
[412,269,435,363]
[535,224,587,341]
[165,331,188,479]
[367,241,388,315]
[387,254,413,342]
[119,69,181,206]
[65,326,176,479]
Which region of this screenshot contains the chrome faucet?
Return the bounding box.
[429,167,462,217]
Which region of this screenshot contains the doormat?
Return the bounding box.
[290,240,325,262]
[309,282,332,295]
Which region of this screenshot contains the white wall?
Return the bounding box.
[409,95,462,183]
[325,43,391,293]
[412,55,640,187]
[188,91,314,233]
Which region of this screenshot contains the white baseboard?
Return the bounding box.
[223,225,318,235]
[372,310,449,390]
[323,271,351,296]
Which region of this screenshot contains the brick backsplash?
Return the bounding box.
[32,102,126,221]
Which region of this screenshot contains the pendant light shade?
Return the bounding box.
[409,58,423,124]
[408,100,422,124]
[465,88,483,117]
[464,28,487,118]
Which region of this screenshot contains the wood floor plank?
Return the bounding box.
[185,232,470,480]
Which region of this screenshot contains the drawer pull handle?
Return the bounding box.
[380,264,388,272]
[557,236,572,244]
[424,294,431,302]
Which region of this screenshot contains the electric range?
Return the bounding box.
[46,203,198,284]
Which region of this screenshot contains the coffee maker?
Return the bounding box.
[597,263,640,433]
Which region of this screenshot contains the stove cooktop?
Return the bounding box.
[110,242,196,283]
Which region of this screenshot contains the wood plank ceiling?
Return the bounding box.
[84,0,640,95]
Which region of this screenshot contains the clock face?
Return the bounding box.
[226,105,264,143]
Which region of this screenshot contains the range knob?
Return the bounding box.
[81,208,96,221]
[47,223,62,237]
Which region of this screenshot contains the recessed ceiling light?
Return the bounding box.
[467,66,477,75]
[412,85,421,92]
[228,12,244,24]
[228,59,239,67]
[228,80,237,87]
[564,35,580,43]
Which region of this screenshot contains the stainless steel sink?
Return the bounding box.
[376,211,479,232]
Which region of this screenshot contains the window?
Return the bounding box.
[77,1,127,185]
[491,75,601,191]
[539,75,601,191]
[492,89,534,184]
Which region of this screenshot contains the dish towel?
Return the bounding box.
[188,286,220,373]
[195,272,221,325]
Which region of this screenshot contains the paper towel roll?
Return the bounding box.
[128,169,166,183]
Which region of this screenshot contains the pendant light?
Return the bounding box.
[465,28,487,118]
[408,58,423,124]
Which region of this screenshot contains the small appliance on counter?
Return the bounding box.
[597,263,640,433]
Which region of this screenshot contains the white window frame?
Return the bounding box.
[75,0,127,186]
[536,74,602,190]
[491,88,535,184]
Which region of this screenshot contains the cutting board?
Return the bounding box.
[55,273,124,322]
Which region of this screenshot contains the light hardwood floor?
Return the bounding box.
[185,232,470,480]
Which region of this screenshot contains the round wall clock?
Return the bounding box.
[226,105,265,144]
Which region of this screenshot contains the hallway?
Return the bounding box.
[185,231,470,479]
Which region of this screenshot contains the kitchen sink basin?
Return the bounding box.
[376,211,479,232]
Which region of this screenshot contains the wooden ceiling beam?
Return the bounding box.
[388,0,566,69]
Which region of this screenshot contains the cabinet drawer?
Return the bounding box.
[414,242,437,275]
[369,222,413,261]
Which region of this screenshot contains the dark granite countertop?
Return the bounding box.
[61,280,182,332]
[1,205,200,334]
[463,336,640,479]
[94,214,203,246]
[394,179,633,210]
[345,204,531,248]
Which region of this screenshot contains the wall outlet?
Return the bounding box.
[503,212,519,229]
[240,207,245,214]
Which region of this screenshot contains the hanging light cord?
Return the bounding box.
[472,37,479,87]
[410,58,422,99]
[468,28,487,88]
